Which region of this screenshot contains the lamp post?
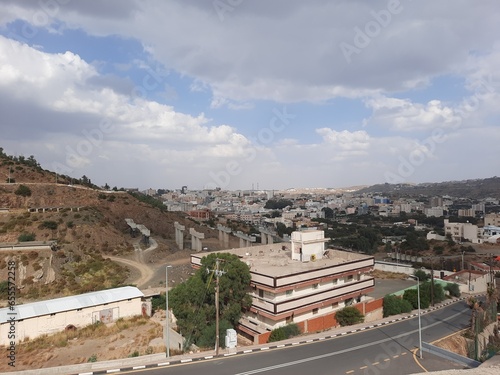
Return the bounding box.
[409,275,423,359]
[165,265,172,358]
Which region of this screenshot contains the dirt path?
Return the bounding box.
[106,255,154,288]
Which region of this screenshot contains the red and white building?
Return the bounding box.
[191,229,375,342]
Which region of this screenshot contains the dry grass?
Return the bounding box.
[20,315,152,353]
[370,269,408,279]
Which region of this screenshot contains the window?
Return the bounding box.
[312,308,319,315]
[347,275,353,282]
[331,302,338,309]
[312,283,319,289]
[259,289,264,298]
[332,279,338,285]
[286,290,293,296]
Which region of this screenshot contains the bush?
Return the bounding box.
[383,295,416,317]
[15,184,31,197]
[445,283,461,298]
[18,232,36,242]
[268,323,301,343]
[39,220,58,230]
[403,288,430,309]
[335,306,364,326]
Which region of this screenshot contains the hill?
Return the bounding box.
[0,151,225,304]
[355,177,500,200]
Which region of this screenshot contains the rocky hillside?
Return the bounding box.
[0,151,222,303]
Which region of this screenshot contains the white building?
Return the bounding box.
[0,286,144,345]
[425,207,444,217]
[444,219,483,243]
[191,229,374,341]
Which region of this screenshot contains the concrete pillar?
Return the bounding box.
[174,222,185,250]
[267,234,273,244]
[217,225,232,248]
[260,231,267,245]
[189,228,205,252]
[235,231,256,248]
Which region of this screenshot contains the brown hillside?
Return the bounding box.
[0,154,227,304]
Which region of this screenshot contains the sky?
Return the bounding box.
[0,0,499,191]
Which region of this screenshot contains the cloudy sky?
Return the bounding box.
[1,0,499,190]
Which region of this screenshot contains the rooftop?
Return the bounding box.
[0,286,144,323]
[192,243,373,278]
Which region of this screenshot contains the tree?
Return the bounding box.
[15,185,32,197]
[169,253,252,349]
[335,306,364,326]
[414,269,430,282]
[322,207,334,219]
[421,281,445,305]
[104,183,110,190]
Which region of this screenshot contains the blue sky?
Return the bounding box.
[0,0,499,190]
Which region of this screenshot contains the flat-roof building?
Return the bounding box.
[0,286,145,345]
[191,229,374,342]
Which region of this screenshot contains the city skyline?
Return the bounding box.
[1,1,499,190]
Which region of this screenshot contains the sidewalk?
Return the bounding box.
[2,295,477,375]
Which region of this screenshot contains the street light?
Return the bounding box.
[165,265,172,358]
[409,274,423,359]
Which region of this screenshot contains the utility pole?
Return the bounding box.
[208,258,226,356]
[430,257,434,306]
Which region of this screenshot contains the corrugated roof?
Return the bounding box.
[0,286,143,323]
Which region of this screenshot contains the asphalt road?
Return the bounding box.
[128,301,472,375]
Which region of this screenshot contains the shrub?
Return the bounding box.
[39,220,58,230]
[445,283,461,298]
[15,184,31,197]
[383,294,416,317]
[18,232,36,242]
[268,323,301,343]
[335,306,364,326]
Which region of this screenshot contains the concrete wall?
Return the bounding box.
[254,297,383,344]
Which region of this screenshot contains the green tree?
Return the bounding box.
[335,306,364,326]
[414,269,430,282]
[420,281,445,305]
[169,253,252,348]
[403,288,430,309]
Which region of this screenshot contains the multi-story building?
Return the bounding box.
[444,219,483,243]
[191,229,374,342]
[484,213,500,226]
[424,207,444,217]
[458,208,475,217]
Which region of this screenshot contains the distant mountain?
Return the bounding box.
[355,177,500,199]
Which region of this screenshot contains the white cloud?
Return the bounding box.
[364,96,462,131]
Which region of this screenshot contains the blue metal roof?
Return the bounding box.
[0,286,144,323]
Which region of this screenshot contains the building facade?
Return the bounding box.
[0,286,144,345]
[191,229,375,342]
